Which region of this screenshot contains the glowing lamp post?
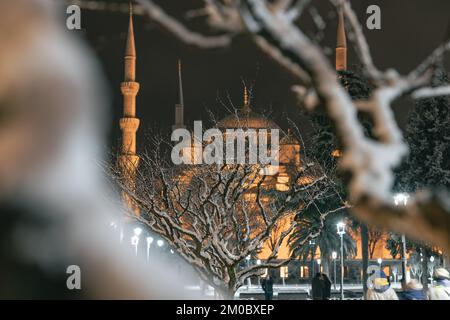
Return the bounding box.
[332,251,338,290]
[157,239,164,248]
[336,221,346,300]
[394,193,409,286]
[131,227,142,256]
[377,258,383,273]
[429,256,436,284]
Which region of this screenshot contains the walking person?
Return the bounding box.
[261,275,274,300]
[311,273,323,300]
[401,280,426,300]
[428,268,450,300]
[366,270,399,300]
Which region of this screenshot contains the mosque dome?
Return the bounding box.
[216,86,280,130]
[217,109,280,130]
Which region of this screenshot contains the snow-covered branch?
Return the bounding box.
[412,85,450,99]
[70,0,234,48]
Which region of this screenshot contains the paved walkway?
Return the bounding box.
[186,283,404,299]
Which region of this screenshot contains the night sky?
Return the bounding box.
[72,0,450,150]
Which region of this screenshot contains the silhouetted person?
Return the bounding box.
[312,273,332,300]
[322,273,332,299]
[261,275,274,300]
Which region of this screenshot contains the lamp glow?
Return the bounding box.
[336,222,346,235]
[394,193,409,206]
[133,227,143,236]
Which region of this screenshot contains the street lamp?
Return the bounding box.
[131,235,139,256]
[332,251,338,290]
[131,227,142,256]
[317,258,321,273]
[336,221,346,300]
[134,227,143,236]
[394,193,409,206]
[309,239,316,275]
[146,236,153,262]
[377,258,383,268]
[429,256,436,284]
[394,193,409,286]
[157,239,164,247]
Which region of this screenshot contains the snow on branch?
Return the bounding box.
[412,85,450,99]
[69,0,234,48]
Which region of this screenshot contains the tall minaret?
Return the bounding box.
[172,59,186,130]
[119,3,140,215]
[336,8,347,71]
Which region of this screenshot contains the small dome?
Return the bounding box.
[217,109,280,130]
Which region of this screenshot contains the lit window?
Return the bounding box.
[300,266,309,278]
[280,266,289,278]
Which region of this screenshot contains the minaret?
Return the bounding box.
[336,8,347,71]
[119,3,140,215]
[242,84,251,112]
[172,59,186,130]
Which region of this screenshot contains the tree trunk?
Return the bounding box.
[321,253,330,277]
[361,225,369,298]
[217,285,235,300]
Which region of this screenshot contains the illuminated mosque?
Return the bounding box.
[117,5,399,284]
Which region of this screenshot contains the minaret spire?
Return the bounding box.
[336,8,347,71]
[119,1,140,216]
[125,2,136,81]
[242,84,250,111]
[173,59,186,130]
